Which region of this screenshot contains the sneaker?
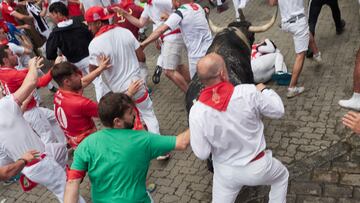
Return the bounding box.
[271,72,292,86]
[336,19,346,35]
[306,49,313,58]
[217,3,228,13]
[287,86,305,98]
[152,65,162,84]
[208,0,216,7]
[138,32,147,42]
[313,52,322,63]
[146,183,156,193]
[49,87,58,93]
[339,98,360,111]
[156,153,171,161]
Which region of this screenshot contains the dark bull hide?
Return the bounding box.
[184,7,278,172]
[185,7,278,113]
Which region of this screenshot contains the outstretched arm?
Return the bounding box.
[14,57,43,104]
[140,24,169,48]
[81,55,111,88]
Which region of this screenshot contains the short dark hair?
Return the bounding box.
[49,2,69,16]
[51,62,80,87]
[98,93,135,128]
[0,45,9,66]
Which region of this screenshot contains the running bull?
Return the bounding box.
[185,7,278,113]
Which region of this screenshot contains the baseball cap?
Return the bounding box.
[84,6,114,23]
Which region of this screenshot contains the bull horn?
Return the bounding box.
[248,5,278,33]
[208,19,226,33]
[238,8,246,22]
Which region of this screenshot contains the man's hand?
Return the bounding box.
[21,150,40,163]
[112,6,128,16]
[55,55,66,64]
[268,0,277,6]
[28,57,44,70]
[343,111,360,134]
[97,54,112,71]
[127,79,143,97]
[255,83,266,92]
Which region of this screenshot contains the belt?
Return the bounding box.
[26,154,46,167]
[286,13,305,24]
[250,151,265,162]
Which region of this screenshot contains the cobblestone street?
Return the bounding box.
[1,0,360,202]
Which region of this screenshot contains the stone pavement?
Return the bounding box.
[1,0,360,202]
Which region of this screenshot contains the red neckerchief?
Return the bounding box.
[95,24,117,37]
[198,81,234,111]
[147,0,152,6]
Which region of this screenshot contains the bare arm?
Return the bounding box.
[81,55,111,88]
[175,129,190,150]
[64,179,81,203]
[14,57,43,104]
[11,11,33,21]
[0,150,39,181]
[140,24,169,48]
[135,47,145,62]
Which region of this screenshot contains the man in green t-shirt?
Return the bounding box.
[64,92,190,203]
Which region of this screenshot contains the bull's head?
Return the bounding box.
[185,6,278,113]
[208,6,278,49]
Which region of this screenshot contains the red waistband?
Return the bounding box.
[160,28,181,42]
[250,151,265,163]
[135,90,148,104]
[26,154,46,167]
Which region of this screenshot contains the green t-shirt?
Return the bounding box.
[71,128,176,203]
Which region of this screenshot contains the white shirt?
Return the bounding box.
[165,3,212,58]
[278,0,305,22]
[88,27,141,93]
[0,95,45,166]
[141,0,182,42]
[26,2,51,39]
[189,85,284,166]
[80,0,111,12]
[8,42,30,69]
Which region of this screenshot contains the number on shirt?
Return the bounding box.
[189,3,199,11]
[56,107,68,129]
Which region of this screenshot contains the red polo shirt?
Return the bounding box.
[54,89,98,148]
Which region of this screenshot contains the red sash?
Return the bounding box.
[198,82,234,111]
[19,154,46,192]
[95,25,117,37]
[160,28,181,42]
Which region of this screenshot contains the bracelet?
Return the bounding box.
[17,158,27,165]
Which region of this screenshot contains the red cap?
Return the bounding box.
[85,6,114,23]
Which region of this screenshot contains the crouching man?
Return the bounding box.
[189,53,289,203]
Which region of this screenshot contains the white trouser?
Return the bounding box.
[212,150,289,203]
[74,56,110,102]
[22,143,85,203]
[251,52,287,83]
[24,107,66,145]
[188,56,202,79]
[139,62,149,84]
[134,88,160,134]
[281,18,309,54]
[232,0,250,18]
